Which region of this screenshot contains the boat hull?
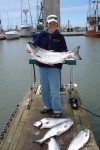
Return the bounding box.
[0,34,6,40]
[5,31,20,40]
[85,0,100,38]
[85,31,100,37]
[20,24,34,37]
[20,29,32,37]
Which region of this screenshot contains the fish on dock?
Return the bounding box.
[67,128,90,150]
[33,117,72,129]
[34,119,74,144]
[26,42,82,65]
[47,137,61,150]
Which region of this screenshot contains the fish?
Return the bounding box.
[47,137,61,150]
[33,117,72,129]
[67,128,90,150]
[26,42,82,65]
[34,119,74,144]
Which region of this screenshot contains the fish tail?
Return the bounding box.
[73,46,82,60]
[34,139,44,144]
[28,42,37,48]
[28,42,33,45]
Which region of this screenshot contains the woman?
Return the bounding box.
[32,15,72,118]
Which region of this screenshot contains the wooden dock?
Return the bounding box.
[0,84,99,150]
[62,32,85,36]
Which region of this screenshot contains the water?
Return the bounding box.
[0,36,100,148]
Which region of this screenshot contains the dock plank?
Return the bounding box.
[8,121,24,150]
[0,91,31,150]
[0,85,99,150]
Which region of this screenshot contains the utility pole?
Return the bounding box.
[43,0,60,29]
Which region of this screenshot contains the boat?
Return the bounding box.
[66,20,73,32]
[20,23,34,37]
[0,17,6,40]
[0,33,6,40]
[5,30,20,40]
[85,0,100,37]
[20,0,34,37]
[20,10,34,37]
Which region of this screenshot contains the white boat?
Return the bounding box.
[20,0,34,37]
[20,23,34,37]
[5,31,20,40]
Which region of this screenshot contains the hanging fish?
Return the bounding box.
[26,42,82,65]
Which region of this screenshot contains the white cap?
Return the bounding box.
[46,15,58,23]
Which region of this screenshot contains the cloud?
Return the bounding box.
[0,0,38,29]
[61,5,88,13]
[0,0,88,29]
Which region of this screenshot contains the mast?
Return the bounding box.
[0,14,2,33]
[38,0,43,24]
[7,11,10,30]
[37,0,39,28]
[21,0,22,23]
[96,0,99,31]
[23,10,28,24]
[68,20,70,28]
[89,0,91,16]
[21,0,33,26]
[0,14,1,25]
[0,14,1,29]
[36,0,44,30]
[28,0,33,26]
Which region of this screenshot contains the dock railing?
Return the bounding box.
[29,58,76,100]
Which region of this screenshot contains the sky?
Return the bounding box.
[0,0,90,30]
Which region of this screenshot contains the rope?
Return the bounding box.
[69,98,100,118]
[79,105,100,119]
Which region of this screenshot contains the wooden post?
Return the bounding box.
[43,0,60,29]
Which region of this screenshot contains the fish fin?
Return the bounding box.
[72,46,82,60]
[47,63,54,66]
[28,42,37,48]
[36,54,41,58]
[49,50,54,52]
[34,139,44,144]
[28,42,34,46]
[56,131,62,136]
[49,64,54,66]
[33,140,44,145]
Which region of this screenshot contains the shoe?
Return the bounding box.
[52,113,62,118]
[40,107,52,114]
